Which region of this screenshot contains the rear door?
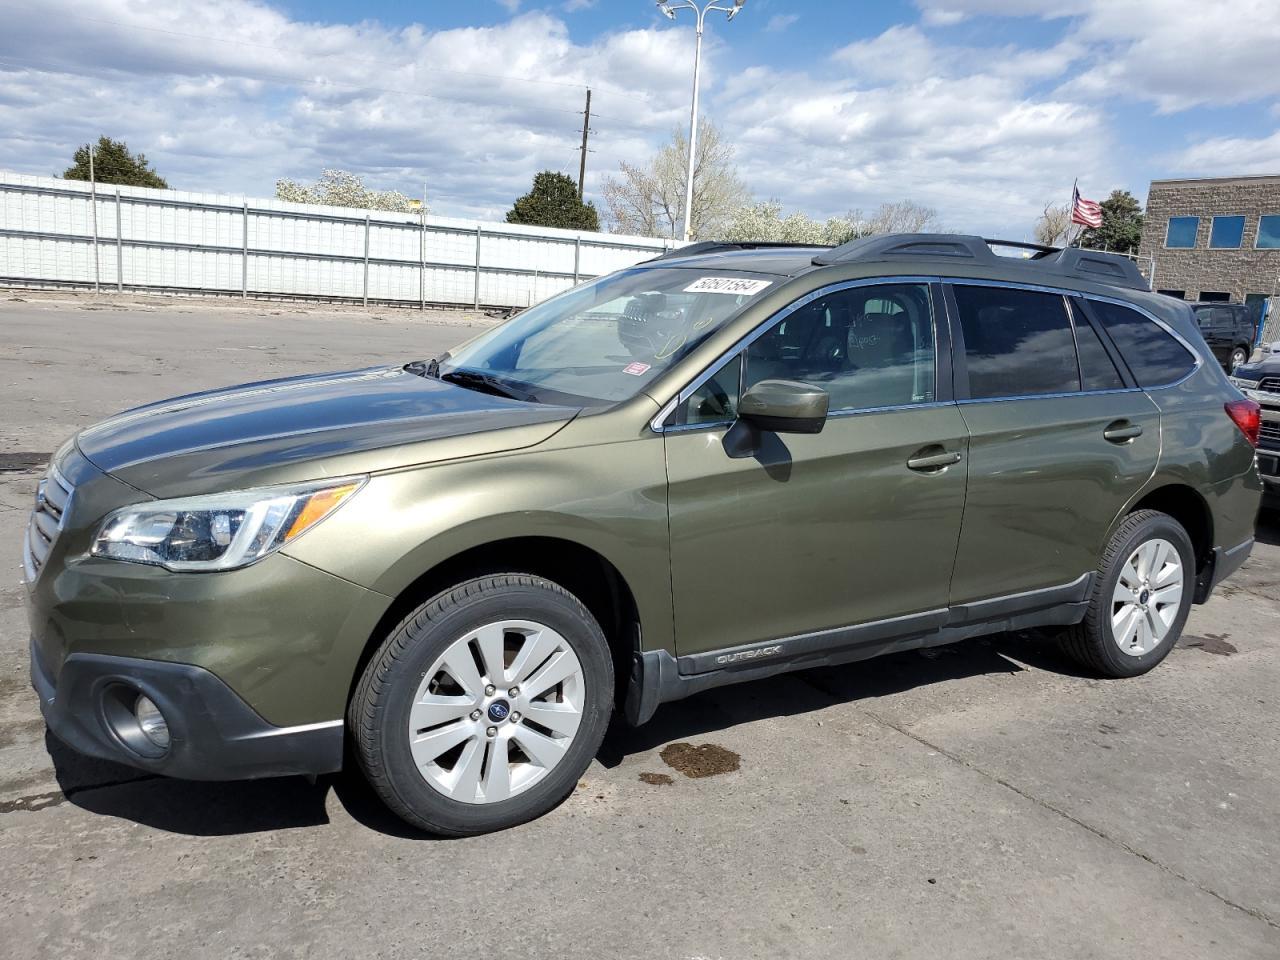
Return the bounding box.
[945,283,1162,603]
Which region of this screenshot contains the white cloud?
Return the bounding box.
[563,0,597,10]
[917,0,1280,113]
[0,3,693,220]
[765,14,799,32]
[496,0,522,13]
[1174,130,1280,178]
[4,0,1262,239]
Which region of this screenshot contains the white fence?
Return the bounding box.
[0,172,677,309]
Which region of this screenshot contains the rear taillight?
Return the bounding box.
[1225,398,1261,447]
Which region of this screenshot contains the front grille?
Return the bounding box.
[23,463,73,582]
[1260,377,1280,395]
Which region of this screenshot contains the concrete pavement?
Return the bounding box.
[2,293,1277,959]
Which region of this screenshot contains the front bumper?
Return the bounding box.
[1257,446,1280,505]
[30,638,344,780]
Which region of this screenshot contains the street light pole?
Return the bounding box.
[657,0,746,243]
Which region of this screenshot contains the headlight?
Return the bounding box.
[91,477,365,572]
[1229,376,1261,391]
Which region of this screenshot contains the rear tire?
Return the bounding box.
[349,575,614,836]
[1059,510,1194,678]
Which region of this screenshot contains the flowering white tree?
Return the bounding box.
[724,199,941,245]
[275,169,419,213]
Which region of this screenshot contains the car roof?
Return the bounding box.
[646,234,1152,292]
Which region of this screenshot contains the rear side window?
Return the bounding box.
[952,285,1079,399]
[1071,311,1126,391]
[1089,300,1197,387]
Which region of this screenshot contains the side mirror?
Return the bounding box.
[738,379,829,434]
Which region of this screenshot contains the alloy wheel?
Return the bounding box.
[1111,538,1184,656]
[406,619,585,804]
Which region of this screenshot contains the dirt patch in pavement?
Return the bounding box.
[638,772,674,786]
[659,742,741,779]
[0,452,50,472]
[1180,633,1238,656]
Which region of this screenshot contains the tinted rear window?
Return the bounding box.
[1089,301,1197,387]
[1072,311,1125,391]
[952,285,1079,399]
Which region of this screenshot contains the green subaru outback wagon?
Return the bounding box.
[25,234,1263,835]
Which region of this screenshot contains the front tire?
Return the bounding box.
[1230,346,1249,369]
[350,575,614,836]
[1059,510,1194,678]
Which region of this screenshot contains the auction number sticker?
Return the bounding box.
[683,277,773,296]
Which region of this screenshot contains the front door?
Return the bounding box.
[945,283,1162,603]
[664,281,969,657]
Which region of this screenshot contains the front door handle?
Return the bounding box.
[1103,420,1143,443]
[906,447,962,472]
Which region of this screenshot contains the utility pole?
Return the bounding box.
[577,87,592,200]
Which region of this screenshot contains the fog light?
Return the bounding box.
[134,695,170,750]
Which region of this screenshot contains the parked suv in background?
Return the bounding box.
[1230,357,1280,509]
[1193,302,1257,370]
[25,234,1263,835]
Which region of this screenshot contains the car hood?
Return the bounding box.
[1234,357,1280,380]
[75,365,578,497]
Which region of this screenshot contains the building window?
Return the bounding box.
[1165,216,1199,248]
[1157,290,1186,299]
[1198,292,1231,302]
[1257,215,1280,249]
[1209,216,1245,249]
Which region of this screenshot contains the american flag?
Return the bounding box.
[1071,184,1103,229]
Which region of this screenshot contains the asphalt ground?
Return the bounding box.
[1,292,1278,959]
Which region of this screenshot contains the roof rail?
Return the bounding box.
[811,233,1149,291]
[648,240,833,262]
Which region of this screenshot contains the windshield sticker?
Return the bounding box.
[623,361,652,376]
[684,277,773,296]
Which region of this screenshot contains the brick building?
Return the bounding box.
[1138,174,1280,323]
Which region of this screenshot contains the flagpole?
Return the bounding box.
[1069,178,1078,248]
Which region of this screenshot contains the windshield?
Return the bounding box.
[439,267,775,404]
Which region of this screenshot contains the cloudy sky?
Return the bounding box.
[1,0,1278,237]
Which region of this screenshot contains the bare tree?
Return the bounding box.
[861,200,940,235]
[601,118,749,240]
[1033,202,1078,247]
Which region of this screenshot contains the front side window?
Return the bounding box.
[1209,216,1245,249]
[1258,215,1280,249]
[675,354,742,427]
[952,285,1079,399]
[1090,300,1197,387]
[442,267,775,405]
[1165,216,1199,248]
[742,283,936,412]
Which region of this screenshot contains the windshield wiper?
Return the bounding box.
[440,369,535,403]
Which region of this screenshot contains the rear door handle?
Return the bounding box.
[1103,420,1143,443]
[906,447,962,471]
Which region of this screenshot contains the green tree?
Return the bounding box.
[506,171,599,231]
[63,137,168,189]
[1078,189,1144,255]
